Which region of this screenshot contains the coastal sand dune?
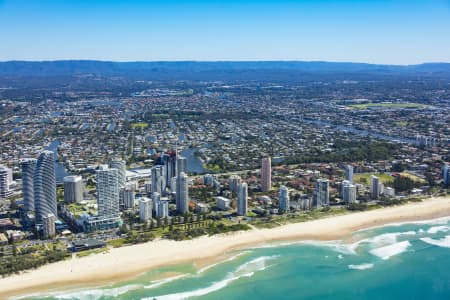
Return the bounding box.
[1,196,450,299]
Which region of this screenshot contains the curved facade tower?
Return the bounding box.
[109,159,126,188]
[21,158,37,212]
[34,151,57,224]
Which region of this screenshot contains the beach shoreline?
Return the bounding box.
[2,195,450,299]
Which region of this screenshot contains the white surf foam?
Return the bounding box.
[144,274,189,289]
[246,241,304,250]
[427,226,450,234]
[197,251,251,274]
[354,216,450,233]
[348,230,416,253]
[381,216,450,228]
[301,230,416,256]
[147,255,279,300]
[369,241,411,260]
[13,283,144,300]
[420,235,450,248]
[348,263,374,270]
[300,240,357,255]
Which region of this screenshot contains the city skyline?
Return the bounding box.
[0,0,449,64]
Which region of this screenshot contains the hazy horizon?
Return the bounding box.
[1,59,450,66]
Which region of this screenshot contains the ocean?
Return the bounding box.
[18,216,450,300]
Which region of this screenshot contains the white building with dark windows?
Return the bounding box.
[139,197,152,221]
[96,165,119,217]
[229,175,241,194]
[156,200,169,218]
[120,188,135,210]
[342,182,357,204]
[313,179,329,208]
[151,165,164,195]
[216,196,231,211]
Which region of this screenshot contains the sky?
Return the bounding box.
[0,0,449,64]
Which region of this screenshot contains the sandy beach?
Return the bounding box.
[1,196,450,299]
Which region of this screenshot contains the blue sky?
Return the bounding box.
[0,0,449,64]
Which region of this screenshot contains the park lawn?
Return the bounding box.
[354,173,394,184]
[76,248,108,258]
[205,164,221,172]
[107,238,127,248]
[399,172,427,183]
[131,122,149,129]
[396,121,408,127]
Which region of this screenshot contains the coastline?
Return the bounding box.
[2,196,450,299]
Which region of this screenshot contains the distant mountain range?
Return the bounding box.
[1,60,450,78]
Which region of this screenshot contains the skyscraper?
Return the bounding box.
[344,165,354,183]
[443,164,450,187]
[176,172,189,214]
[34,151,57,224]
[370,175,380,200]
[261,156,272,192]
[42,213,56,239]
[279,185,290,213]
[6,167,13,185]
[63,175,83,203]
[21,158,36,212]
[342,182,357,204]
[161,151,177,188]
[0,166,10,200]
[313,179,329,208]
[109,159,126,188]
[229,175,241,194]
[96,165,119,217]
[120,188,135,209]
[144,181,152,194]
[177,156,187,177]
[341,180,350,197]
[152,192,161,211]
[151,165,164,195]
[156,200,169,218]
[139,197,152,221]
[237,182,248,216]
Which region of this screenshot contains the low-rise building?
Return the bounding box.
[216,196,231,211]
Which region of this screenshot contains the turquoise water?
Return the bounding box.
[18,217,450,300]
